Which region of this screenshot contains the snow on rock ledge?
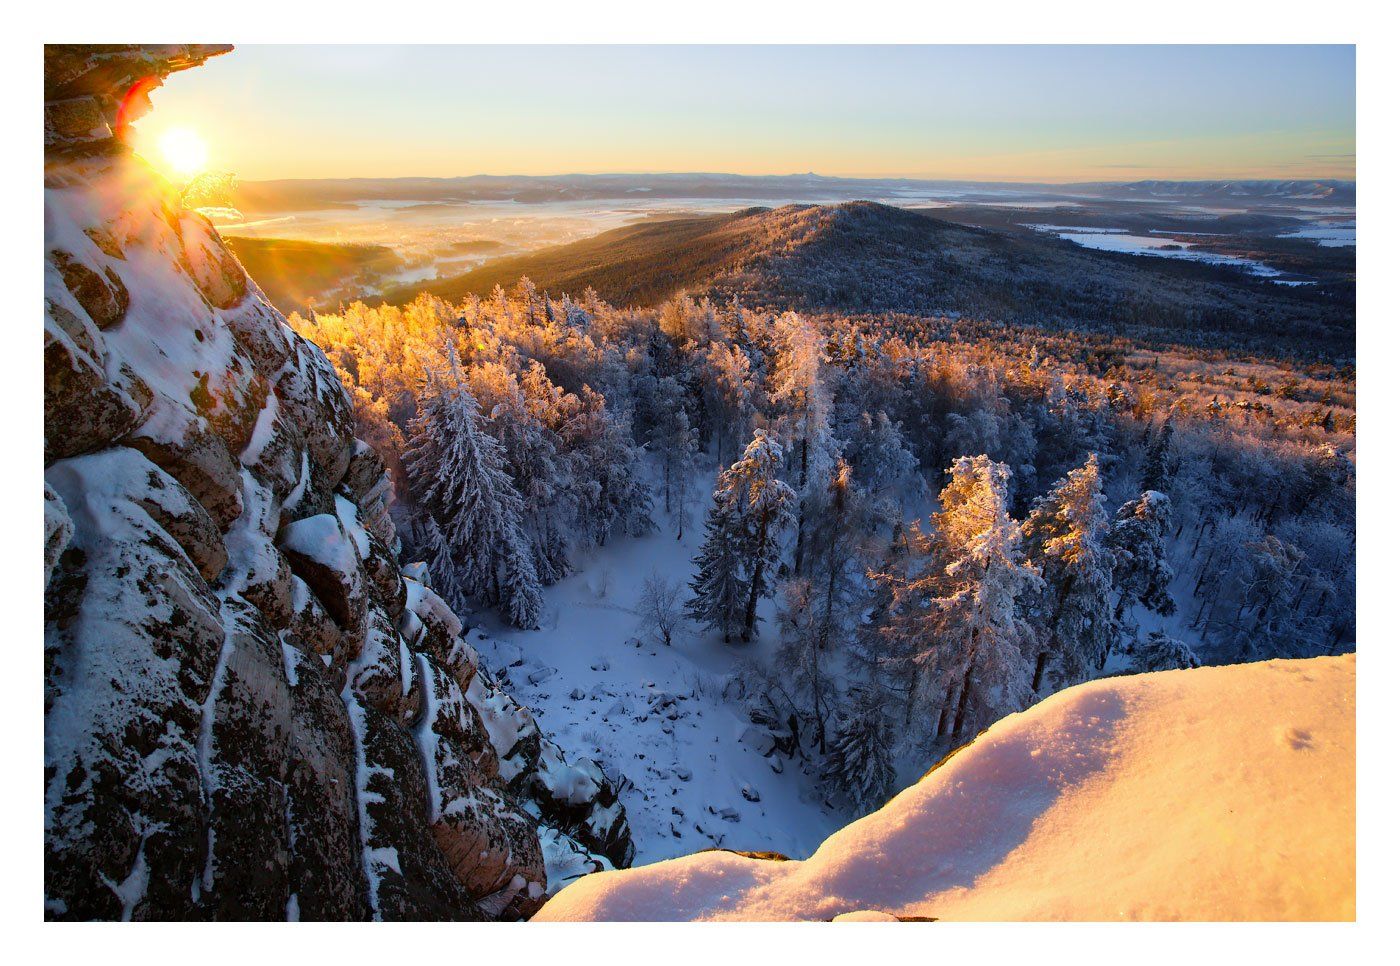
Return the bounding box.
[536,656,1355,921]
[43,44,630,921]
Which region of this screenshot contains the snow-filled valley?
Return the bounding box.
[455,466,847,871]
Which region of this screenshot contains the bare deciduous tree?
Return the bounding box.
[637,570,686,646]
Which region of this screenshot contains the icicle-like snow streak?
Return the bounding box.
[341,687,401,920]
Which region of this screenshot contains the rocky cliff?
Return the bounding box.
[43,44,631,921]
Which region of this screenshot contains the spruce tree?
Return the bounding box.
[686,494,746,642]
[403,350,542,628]
[871,455,1042,740]
[1108,490,1177,623]
[1141,420,1175,494]
[1022,454,1117,694]
[686,429,795,643]
[822,683,896,814]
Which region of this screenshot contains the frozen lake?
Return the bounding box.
[1285,223,1356,247]
[1026,225,1287,280]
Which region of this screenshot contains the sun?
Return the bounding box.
[157,127,208,178]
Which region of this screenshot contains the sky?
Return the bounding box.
[130,45,1356,183]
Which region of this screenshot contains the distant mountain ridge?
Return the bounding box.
[381,201,1353,358]
[230,173,1356,212]
[1095,180,1354,204]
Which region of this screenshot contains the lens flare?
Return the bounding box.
[158,128,208,178]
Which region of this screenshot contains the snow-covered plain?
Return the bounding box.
[458,467,845,871]
[535,655,1355,921]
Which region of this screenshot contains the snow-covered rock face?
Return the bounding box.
[43,44,630,921]
[536,656,1355,921]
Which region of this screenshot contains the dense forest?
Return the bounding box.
[293,280,1355,811]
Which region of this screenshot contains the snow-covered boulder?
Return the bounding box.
[536,656,1355,921]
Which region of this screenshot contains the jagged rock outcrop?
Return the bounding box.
[43,44,631,921]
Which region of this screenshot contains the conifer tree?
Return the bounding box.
[685,494,746,642]
[403,349,542,628]
[649,375,700,537]
[871,456,1042,739]
[686,429,796,643]
[822,683,896,813]
[1108,490,1177,623]
[1141,419,1176,494]
[771,312,835,576]
[1021,454,1116,694]
[775,578,834,749]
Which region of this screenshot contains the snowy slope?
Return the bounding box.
[459,466,845,871]
[536,655,1355,921]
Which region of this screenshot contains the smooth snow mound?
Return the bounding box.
[536,656,1355,921]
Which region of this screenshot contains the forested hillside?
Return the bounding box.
[383,202,1353,359]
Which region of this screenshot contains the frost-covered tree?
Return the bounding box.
[804,459,871,652]
[843,410,923,507]
[1140,419,1175,494]
[1107,490,1177,624]
[687,429,796,643]
[701,340,755,469]
[871,456,1043,739]
[1021,454,1116,694]
[648,375,700,538]
[561,386,654,545]
[775,578,835,749]
[403,351,543,628]
[770,311,836,576]
[636,570,686,647]
[469,359,571,584]
[1130,630,1200,672]
[822,683,895,814]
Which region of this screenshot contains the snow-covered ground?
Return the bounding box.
[461,468,845,866]
[536,655,1355,921]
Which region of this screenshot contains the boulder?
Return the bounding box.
[286,576,347,687]
[200,598,295,920]
[347,605,423,726]
[277,513,368,650]
[43,315,149,464]
[176,209,247,310]
[127,416,244,531]
[50,248,128,328]
[44,483,73,590]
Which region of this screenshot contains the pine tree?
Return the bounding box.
[561,386,654,545]
[686,429,796,643]
[822,683,896,813]
[1108,490,1177,623]
[1021,454,1117,694]
[805,459,870,652]
[648,375,700,538]
[686,494,746,642]
[469,359,571,585]
[403,350,542,628]
[702,341,754,469]
[771,311,835,576]
[775,578,835,750]
[1141,419,1175,494]
[871,456,1042,740]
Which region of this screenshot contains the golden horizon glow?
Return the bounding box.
[133,46,1355,184]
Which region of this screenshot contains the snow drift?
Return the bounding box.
[535,655,1355,921]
